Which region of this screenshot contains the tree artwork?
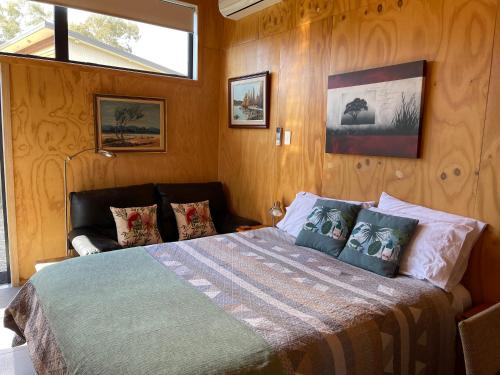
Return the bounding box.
[114,106,144,139]
[344,98,368,123]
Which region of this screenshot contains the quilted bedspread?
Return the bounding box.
[5,228,458,375]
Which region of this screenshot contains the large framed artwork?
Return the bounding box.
[326,61,426,158]
[228,72,270,129]
[95,94,166,152]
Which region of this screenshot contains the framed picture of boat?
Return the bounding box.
[228,72,270,129]
[95,94,166,153]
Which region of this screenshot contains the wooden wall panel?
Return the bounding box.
[259,0,295,38]
[219,0,500,303]
[469,0,500,303]
[323,0,494,216]
[4,0,223,282]
[218,36,281,221]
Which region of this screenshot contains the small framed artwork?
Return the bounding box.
[228,71,270,129]
[95,94,167,152]
[326,60,426,158]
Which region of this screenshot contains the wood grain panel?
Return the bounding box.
[295,0,379,25]
[259,0,295,38]
[218,36,282,223]
[4,0,224,281]
[275,16,333,206]
[223,14,260,48]
[469,0,500,303]
[219,0,500,303]
[296,0,336,25]
[323,0,495,217]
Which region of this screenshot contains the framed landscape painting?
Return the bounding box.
[95,95,166,152]
[229,72,270,129]
[326,61,426,158]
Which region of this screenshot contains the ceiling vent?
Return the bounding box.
[219,0,282,20]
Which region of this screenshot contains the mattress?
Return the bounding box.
[5,227,463,375]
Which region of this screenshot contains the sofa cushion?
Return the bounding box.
[170,201,217,240]
[110,204,163,246]
[156,182,228,241]
[70,184,157,239]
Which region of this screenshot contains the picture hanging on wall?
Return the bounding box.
[228,71,270,129]
[326,61,426,158]
[95,94,166,153]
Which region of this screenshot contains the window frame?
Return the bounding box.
[0,3,196,80]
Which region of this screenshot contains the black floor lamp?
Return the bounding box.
[64,148,116,256]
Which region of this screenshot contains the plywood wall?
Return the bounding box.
[219,0,500,303]
[3,0,223,282]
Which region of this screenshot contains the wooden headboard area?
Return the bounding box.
[219,0,500,304]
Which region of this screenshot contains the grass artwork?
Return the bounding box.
[326,61,426,158]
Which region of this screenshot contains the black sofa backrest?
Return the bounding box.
[156,182,228,242]
[70,184,157,240]
[70,182,230,243]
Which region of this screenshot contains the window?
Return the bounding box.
[67,9,190,77]
[0,0,196,78]
[0,1,54,58]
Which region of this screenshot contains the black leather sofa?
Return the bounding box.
[68,182,260,254]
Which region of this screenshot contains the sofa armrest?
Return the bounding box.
[68,228,121,255]
[218,214,261,234]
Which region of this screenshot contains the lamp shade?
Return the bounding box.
[268,201,283,217]
[98,150,116,158]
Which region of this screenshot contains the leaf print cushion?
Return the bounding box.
[339,209,419,277]
[171,200,217,240]
[110,204,163,247]
[295,199,362,257]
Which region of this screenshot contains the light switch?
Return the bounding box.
[284,130,291,145]
[276,127,283,145]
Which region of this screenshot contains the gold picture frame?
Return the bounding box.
[95,94,167,152]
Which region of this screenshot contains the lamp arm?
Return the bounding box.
[64,147,95,255]
[66,147,96,161]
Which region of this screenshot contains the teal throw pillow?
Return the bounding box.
[295,199,362,257]
[339,209,418,277]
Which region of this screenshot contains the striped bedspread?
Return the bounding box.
[6,228,459,374]
[146,228,457,375]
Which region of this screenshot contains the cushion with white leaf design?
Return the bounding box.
[339,209,418,277]
[294,199,361,257]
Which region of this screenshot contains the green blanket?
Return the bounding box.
[31,248,280,374]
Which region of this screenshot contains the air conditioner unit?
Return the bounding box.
[219,0,282,20]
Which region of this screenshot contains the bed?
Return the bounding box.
[4,227,469,375]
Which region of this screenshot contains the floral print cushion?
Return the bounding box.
[110,205,163,247]
[339,209,419,277]
[171,200,217,240]
[295,199,362,257]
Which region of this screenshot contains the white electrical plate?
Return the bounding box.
[284,130,291,145]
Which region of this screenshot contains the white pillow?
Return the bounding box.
[71,235,100,256]
[377,192,486,291]
[277,192,375,238]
